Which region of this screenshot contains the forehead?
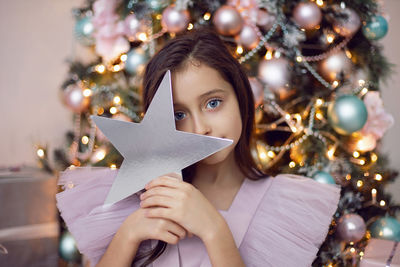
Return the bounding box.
[171,63,233,103]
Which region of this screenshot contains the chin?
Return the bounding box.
[199,147,234,165]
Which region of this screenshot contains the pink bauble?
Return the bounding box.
[161,6,190,33]
[332,8,361,37]
[292,2,322,30]
[124,14,142,40]
[63,84,90,113]
[256,9,275,30]
[237,24,259,50]
[249,77,264,107]
[213,5,243,36]
[319,51,352,82]
[337,213,366,243]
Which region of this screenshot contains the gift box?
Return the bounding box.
[0,167,59,267]
[360,238,400,267]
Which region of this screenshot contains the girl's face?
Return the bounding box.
[172,62,242,165]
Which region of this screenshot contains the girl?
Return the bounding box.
[56,30,340,267]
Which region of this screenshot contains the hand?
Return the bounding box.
[118,207,188,246]
[139,173,224,241]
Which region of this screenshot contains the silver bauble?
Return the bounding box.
[332,8,361,37]
[125,48,148,75]
[161,5,190,33]
[124,14,143,41]
[237,24,259,50]
[258,58,292,100]
[213,5,243,36]
[292,2,322,30]
[319,51,352,82]
[327,95,368,135]
[63,84,90,113]
[74,16,95,46]
[337,213,366,243]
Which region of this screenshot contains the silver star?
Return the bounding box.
[92,71,233,205]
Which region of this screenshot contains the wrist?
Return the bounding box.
[201,214,229,244]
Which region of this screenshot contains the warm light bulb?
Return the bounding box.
[375,173,383,181]
[95,64,106,73]
[113,65,121,72]
[296,56,303,62]
[357,180,363,187]
[346,174,351,180]
[110,107,118,114]
[361,87,369,96]
[345,50,352,59]
[113,96,121,105]
[316,98,324,107]
[138,32,147,42]
[327,147,335,160]
[332,80,339,88]
[380,200,386,206]
[259,151,267,160]
[187,23,193,30]
[81,136,89,145]
[203,12,211,20]
[289,161,296,168]
[267,151,275,158]
[315,111,324,120]
[358,79,366,86]
[37,148,45,158]
[353,151,360,158]
[83,88,92,97]
[110,164,117,170]
[96,150,106,161]
[120,54,127,62]
[265,50,273,60]
[316,0,324,6]
[326,34,335,43]
[236,45,243,54]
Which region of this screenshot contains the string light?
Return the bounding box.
[371,188,377,203]
[187,23,193,30]
[289,161,296,168]
[350,247,356,253]
[264,50,273,60]
[95,64,106,74]
[315,111,324,120]
[357,180,363,187]
[113,96,121,105]
[358,79,366,86]
[316,0,324,7]
[97,107,104,115]
[360,87,369,96]
[326,34,335,43]
[267,151,276,158]
[81,136,89,145]
[345,49,352,59]
[375,173,383,181]
[156,14,162,20]
[346,174,351,180]
[120,54,127,62]
[316,98,324,107]
[332,80,339,88]
[380,200,386,206]
[37,148,45,158]
[236,45,244,54]
[296,56,303,62]
[110,164,117,169]
[112,64,121,72]
[138,32,147,42]
[83,88,92,97]
[353,151,360,158]
[203,12,211,20]
[95,149,106,161]
[327,146,336,160]
[110,107,118,114]
[371,153,378,162]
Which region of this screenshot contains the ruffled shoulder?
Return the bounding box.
[240,174,341,267]
[56,167,146,266]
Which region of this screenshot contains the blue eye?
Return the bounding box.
[174,111,186,121]
[206,99,222,109]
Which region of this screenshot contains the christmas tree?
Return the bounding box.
[39,0,400,266]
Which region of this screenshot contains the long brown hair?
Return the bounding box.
[135,29,267,266]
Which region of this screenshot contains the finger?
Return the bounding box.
[158,231,180,245]
[145,176,184,190]
[165,220,187,240]
[140,195,176,209]
[164,172,183,180]
[140,186,177,201]
[145,207,175,222]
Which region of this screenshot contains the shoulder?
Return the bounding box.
[240,174,341,266]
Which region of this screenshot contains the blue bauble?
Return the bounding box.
[362,15,388,40]
[145,0,169,12]
[369,216,400,242]
[312,171,336,185]
[125,48,148,75]
[59,231,80,262]
[74,16,95,46]
[328,95,368,135]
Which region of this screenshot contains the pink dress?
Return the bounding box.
[56,167,341,267]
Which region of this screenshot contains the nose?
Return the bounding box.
[192,113,211,136]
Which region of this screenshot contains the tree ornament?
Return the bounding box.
[248,77,264,107]
[74,15,95,46]
[327,95,368,135]
[213,5,243,36]
[256,9,275,30]
[59,231,80,262]
[332,8,361,37]
[319,51,352,82]
[362,15,388,40]
[125,47,148,75]
[161,5,190,33]
[62,84,90,113]
[292,2,322,30]
[124,14,146,41]
[369,216,400,242]
[236,23,259,50]
[337,213,366,243]
[145,0,168,12]
[258,58,293,101]
[312,171,336,185]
